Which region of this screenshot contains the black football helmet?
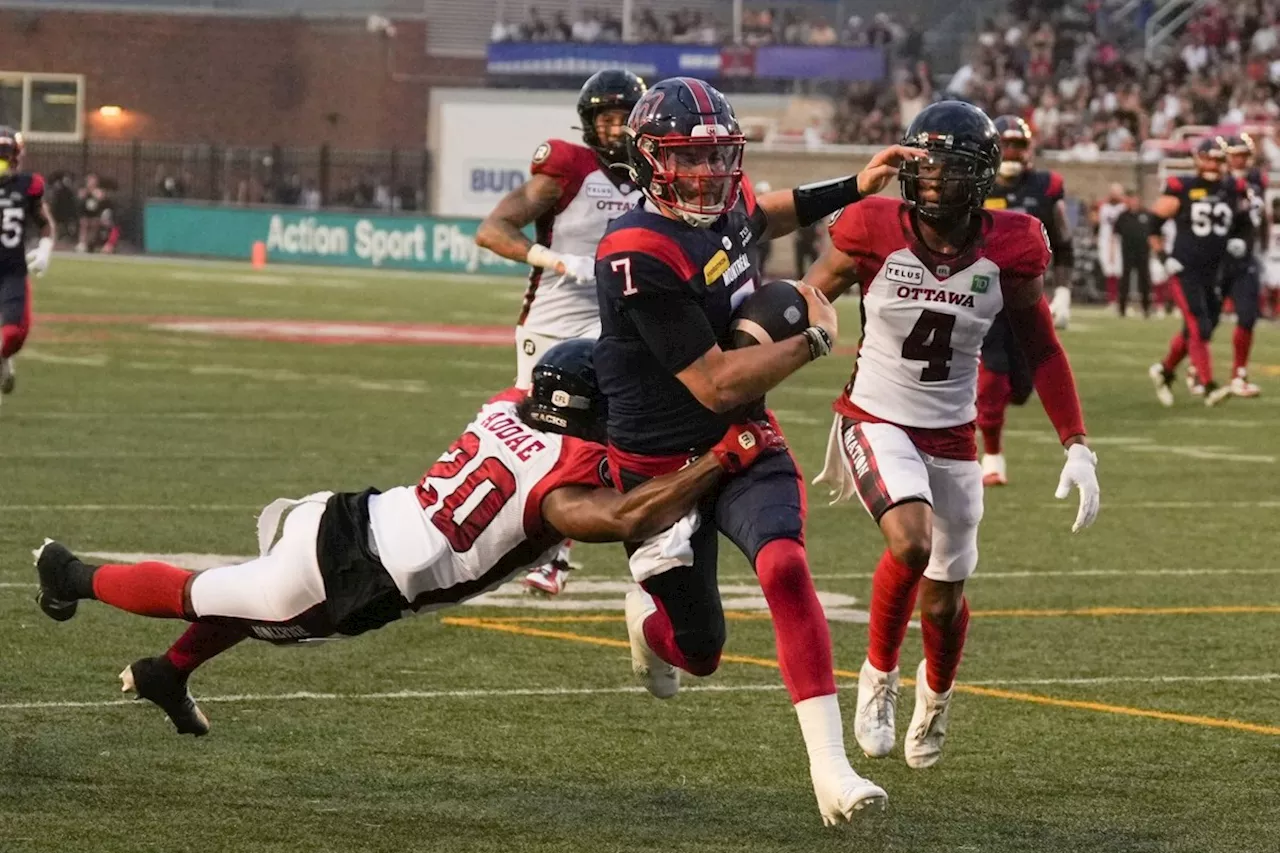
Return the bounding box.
[625,76,745,228]
[993,114,1033,179]
[1194,136,1227,181]
[522,339,608,444]
[578,69,646,166]
[899,101,1001,224]
[0,126,23,173]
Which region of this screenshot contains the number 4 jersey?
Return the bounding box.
[827,196,1050,457]
[365,389,609,610]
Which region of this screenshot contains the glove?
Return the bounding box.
[25,237,52,277]
[1163,255,1184,277]
[1227,238,1248,258]
[559,253,596,285]
[711,420,787,474]
[1149,256,1168,285]
[1054,443,1100,533]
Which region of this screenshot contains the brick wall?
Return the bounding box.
[0,9,449,148]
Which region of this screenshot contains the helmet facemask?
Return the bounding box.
[997,137,1030,178]
[633,126,744,228]
[900,149,996,226]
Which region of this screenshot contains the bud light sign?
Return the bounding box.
[466,160,527,203]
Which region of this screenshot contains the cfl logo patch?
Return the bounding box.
[737,430,756,451]
[551,390,571,407]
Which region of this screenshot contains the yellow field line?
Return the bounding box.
[457,604,1280,625]
[441,616,1280,738]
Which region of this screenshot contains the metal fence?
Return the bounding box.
[24,140,432,244]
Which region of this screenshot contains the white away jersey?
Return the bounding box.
[828,196,1051,431]
[366,390,608,611]
[518,139,641,338]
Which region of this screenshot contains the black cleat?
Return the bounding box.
[120,656,210,737]
[33,539,82,622]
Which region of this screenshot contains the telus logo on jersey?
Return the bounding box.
[885,262,924,285]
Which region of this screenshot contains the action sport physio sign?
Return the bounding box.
[143,201,526,275]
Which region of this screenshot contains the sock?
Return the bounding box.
[1233,326,1253,377]
[794,693,851,771]
[1,323,27,358]
[867,549,922,674]
[921,597,970,694]
[1105,276,1119,304]
[1154,282,1168,308]
[91,561,192,619]
[641,596,718,676]
[976,368,1011,456]
[1161,331,1188,374]
[165,622,248,674]
[755,539,836,703]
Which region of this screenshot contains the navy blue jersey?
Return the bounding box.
[983,169,1064,229]
[1165,174,1252,271]
[595,178,769,455]
[0,172,45,273]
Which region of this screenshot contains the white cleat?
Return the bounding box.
[811,763,888,825]
[980,453,1007,487]
[854,659,899,758]
[624,589,679,699]
[904,659,953,769]
[1186,366,1203,396]
[1149,364,1174,407]
[0,356,13,395]
[1230,370,1260,398]
[1204,383,1232,407]
[522,560,570,596]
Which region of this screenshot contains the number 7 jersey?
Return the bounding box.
[365,389,609,610]
[827,196,1051,446]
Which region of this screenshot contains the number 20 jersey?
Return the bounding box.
[365,390,608,611]
[827,196,1050,435]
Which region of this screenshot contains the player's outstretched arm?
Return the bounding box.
[754,145,925,241]
[803,242,863,301]
[676,284,838,413]
[542,422,786,542]
[475,174,565,269]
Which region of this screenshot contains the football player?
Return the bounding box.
[1217,134,1265,397]
[1096,183,1127,311]
[597,75,923,824]
[476,69,646,597]
[976,115,1075,487]
[0,127,54,408]
[1148,137,1254,407]
[34,341,782,737]
[804,100,1099,771]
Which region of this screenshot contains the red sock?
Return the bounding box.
[976,366,1011,456]
[1153,282,1167,307]
[921,597,970,693]
[754,539,835,703]
[165,622,247,674]
[1,322,27,358]
[1233,326,1253,376]
[1269,289,1279,318]
[641,596,719,676]
[1105,276,1119,303]
[1161,331,1188,374]
[867,549,923,673]
[92,561,192,619]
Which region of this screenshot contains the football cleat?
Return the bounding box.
[980,453,1008,487]
[32,538,82,622]
[854,658,899,758]
[120,656,210,736]
[0,356,14,395]
[1204,382,1232,407]
[1149,364,1175,408]
[624,588,679,699]
[1186,366,1203,396]
[904,659,953,769]
[1049,286,1071,330]
[522,559,571,597]
[1231,369,1260,398]
[811,763,888,825]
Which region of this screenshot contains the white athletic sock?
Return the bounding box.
[794,693,849,768]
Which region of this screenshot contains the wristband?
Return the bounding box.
[803,326,833,361]
[793,175,862,228]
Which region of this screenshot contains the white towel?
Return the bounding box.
[255,491,334,556]
[811,414,857,505]
[627,509,701,583]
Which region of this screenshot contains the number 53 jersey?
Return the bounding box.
[366,390,608,610]
[827,196,1050,454]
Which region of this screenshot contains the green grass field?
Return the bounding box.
[1,256,1278,852]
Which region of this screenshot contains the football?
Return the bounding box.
[728,280,810,349]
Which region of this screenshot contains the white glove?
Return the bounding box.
[1054,443,1100,533]
[1149,256,1168,285]
[25,236,52,277]
[1227,238,1248,258]
[559,253,596,285]
[1163,255,1184,276]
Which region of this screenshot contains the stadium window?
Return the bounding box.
[0,73,85,140]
